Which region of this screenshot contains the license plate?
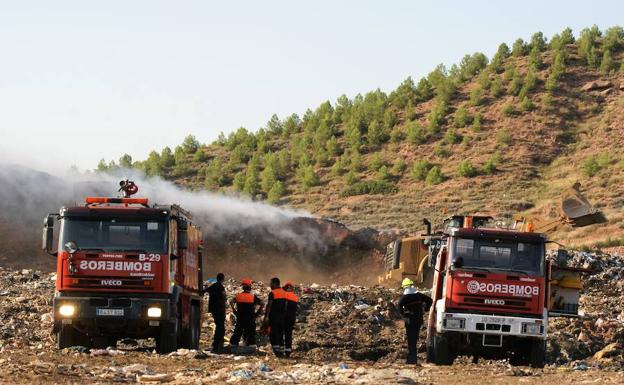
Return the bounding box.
[97,308,124,316]
[484,317,503,323]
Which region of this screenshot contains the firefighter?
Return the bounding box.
[263,277,288,357]
[229,278,263,349]
[201,273,226,353]
[398,277,432,364]
[283,281,299,357]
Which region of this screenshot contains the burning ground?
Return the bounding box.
[0,251,623,384]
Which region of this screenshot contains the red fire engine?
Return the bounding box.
[43,180,203,353]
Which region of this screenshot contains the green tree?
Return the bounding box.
[443,128,461,144]
[119,154,133,169]
[330,161,343,176]
[411,160,432,181]
[457,160,477,177]
[520,96,534,112]
[267,181,286,203]
[490,43,510,72]
[490,77,504,97]
[376,165,391,182]
[528,45,542,70]
[367,120,386,146]
[603,26,624,51]
[600,49,614,73]
[415,78,434,101]
[497,129,512,145]
[507,69,523,96]
[389,126,403,143]
[181,135,200,154]
[587,46,600,69]
[266,114,282,135]
[326,135,340,156]
[260,163,278,193]
[392,159,407,174]
[233,171,245,191]
[389,77,417,108]
[469,85,484,106]
[471,114,482,132]
[529,32,546,51]
[512,38,527,56]
[369,153,385,171]
[344,170,358,186]
[96,159,108,172]
[204,158,227,189]
[143,151,162,176]
[425,166,444,185]
[406,121,426,145]
[298,165,320,190]
[453,106,471,128]
[501,103,515,117]
[578,25,602,65]
[160,147,175,168]
[243,168,260,196]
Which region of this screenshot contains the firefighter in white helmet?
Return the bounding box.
[398,278,432,364]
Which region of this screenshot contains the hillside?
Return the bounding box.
[103,26,624,248]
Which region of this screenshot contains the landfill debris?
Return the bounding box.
[0,256,623,383]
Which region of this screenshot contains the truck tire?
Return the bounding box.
[529,340,546,368]
[432,334,453,365]
[156,319,179,354]
[57,325,90,350]
[181,303,201,349]
[189,303,200,350]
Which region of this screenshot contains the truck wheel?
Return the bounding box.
[529,340,546,368]
[189,303,200,350]
[156,319,179,354]
[57,325,90,350]
[432,334,453,365]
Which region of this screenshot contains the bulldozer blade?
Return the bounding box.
[568,211,607,227]
[560,184,606,227]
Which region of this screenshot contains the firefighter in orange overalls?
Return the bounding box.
[283,281,299,357]
[229,278,263,348]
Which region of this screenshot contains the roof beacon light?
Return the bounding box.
[85,197,149,206]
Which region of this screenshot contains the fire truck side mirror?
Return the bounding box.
[42,214,57,256]
[177,219,188,250]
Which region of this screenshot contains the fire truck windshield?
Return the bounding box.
[59,218,168,253]
[453,237,544,276]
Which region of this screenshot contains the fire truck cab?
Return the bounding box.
[43,184,203,353]
[425,219,580,367]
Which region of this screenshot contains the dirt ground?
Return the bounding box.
[0,251,622,384]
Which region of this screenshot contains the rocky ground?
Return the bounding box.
[0,252,623,384]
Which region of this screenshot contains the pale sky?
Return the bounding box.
[0,0,622,173]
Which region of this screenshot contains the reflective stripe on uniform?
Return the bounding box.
[271,288,287,299]
[235,292,255,304]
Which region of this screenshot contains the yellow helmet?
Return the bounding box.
[401,278,414,288]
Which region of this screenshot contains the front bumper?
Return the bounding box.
[53,295,172,337]
[436,311,547,339]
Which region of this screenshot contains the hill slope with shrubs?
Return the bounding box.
[100,25,624,247]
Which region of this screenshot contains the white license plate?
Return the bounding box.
[484,317,503,323]
[97,308,124,316]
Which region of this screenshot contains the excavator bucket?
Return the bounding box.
[560,184,607,227]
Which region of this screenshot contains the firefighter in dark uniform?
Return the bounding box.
[398,278,433,364]
[263,277,288,357]
[283,281,299,357]
[201,273,226,353]
[229,278,263,348]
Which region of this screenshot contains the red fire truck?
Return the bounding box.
[425,216,582,367]
[42,181,203,353]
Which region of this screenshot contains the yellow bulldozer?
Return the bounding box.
[378,184,605,289]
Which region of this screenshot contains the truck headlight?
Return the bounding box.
[147,307,162,318]
[445,317,465,330]
[521,322,542,335]
[59,304,75,317]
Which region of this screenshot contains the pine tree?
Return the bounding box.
[267,181,286,203]
[600,49,614,73]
